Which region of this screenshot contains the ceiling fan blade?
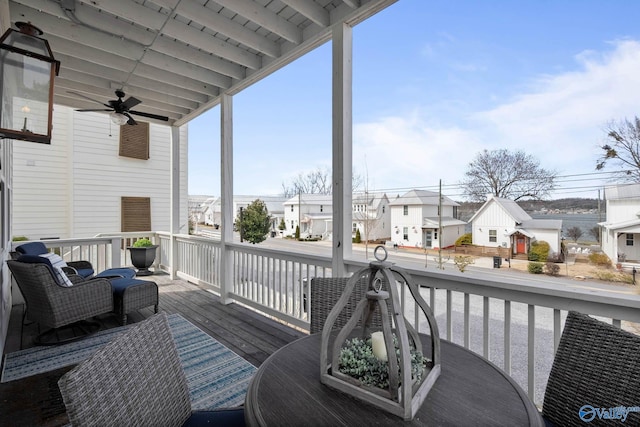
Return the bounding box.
[76,109,113,112]
[121,96,142,110]
[124,112,137,126]
[129,110,169,121]
[67,91,111,108]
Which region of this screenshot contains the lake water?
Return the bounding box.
[530,213,601,240]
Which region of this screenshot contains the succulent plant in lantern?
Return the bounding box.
[320,246,441,420]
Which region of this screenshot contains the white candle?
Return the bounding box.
[371,331,388,361]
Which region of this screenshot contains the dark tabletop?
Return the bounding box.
[245,333,544,427]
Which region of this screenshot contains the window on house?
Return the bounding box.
[403,227,408,240]
[403,205,408,215]
[434,231,438,240]
[320,205,323,212]
[437,205,440,216]
[119,122,150,160]
[352,223,357,232]
[382,206,385,214]
[291,205,293,212]
[291,220,294,229]
[121,197,151,232]
[627,233,634,246]
[489,229,497,243]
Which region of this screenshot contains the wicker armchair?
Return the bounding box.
[541,311,640,426]
[7,259,113,346]
[310,274,390,335]
[58,313,245,427]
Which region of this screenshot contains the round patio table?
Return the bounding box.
[245,333,543,426]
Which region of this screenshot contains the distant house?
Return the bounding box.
[468,196,562,256]
[388,190,466,249]
[352,192,391,242]
[203,196,286,230]
[283,194,332,238]
[599,183,640,264]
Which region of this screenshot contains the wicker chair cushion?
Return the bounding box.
[95,267,136,280]
[542,311,640,426]
[17,254,73,287]
[15,241,48,256]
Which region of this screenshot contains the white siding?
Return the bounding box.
[606,200,640,224]
[391,205,423,247]
[531,229,560,254]
[472,202,515,247]
[13,106,188,239]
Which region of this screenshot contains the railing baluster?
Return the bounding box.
[464,293,470,349]
[483,296,489,358]
[504,301,511,375]
[528,304,535,399]
[446,289,452,341]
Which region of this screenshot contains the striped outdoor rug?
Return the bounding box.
[1,313,256,409]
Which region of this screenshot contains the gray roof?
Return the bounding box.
[423,217,467,228]
[520,219,563,230]
[468,196,531,224]
[284,194,333,205]
[388,189,459,207]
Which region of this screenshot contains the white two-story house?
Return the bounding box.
[283,194,332,239]
[599,183,640,264]
[468,196,562,257]
[388,189,466,249]
[352,192,391,243]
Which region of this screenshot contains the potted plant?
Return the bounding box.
[128,238,158,276]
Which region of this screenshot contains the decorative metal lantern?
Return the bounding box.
[320,246,441,420]
[0,22,60,144]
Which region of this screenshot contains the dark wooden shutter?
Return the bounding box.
[119,122,149,160]
[121,197,151,232]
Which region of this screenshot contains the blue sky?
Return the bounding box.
[188,0,640,200]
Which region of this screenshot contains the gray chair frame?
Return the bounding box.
[542,310,640,426]
[58,313,244,427]
[7,260,113,346]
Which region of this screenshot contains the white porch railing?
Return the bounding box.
[13,234,640,406]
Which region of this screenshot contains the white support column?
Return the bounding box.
[169,126,181,279]
[331,23,353,276]
[220,94,234,304]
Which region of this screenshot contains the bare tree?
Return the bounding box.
[596,117,640,182]
[281,167,363,198]
[461,149,557,202]
[566,226,583,243]
[589,226,601,244]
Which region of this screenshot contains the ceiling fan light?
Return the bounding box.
[110,112,128,125]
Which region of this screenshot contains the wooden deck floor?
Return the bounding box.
[1,273,307,426]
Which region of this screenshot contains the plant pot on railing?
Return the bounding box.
[127,238,158,276]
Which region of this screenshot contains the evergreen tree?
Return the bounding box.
[235,200,271,244]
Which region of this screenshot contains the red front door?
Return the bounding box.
[516,238,525,254]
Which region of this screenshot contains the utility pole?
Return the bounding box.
[438,179,443,270]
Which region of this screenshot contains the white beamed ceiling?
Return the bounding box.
[7,0,397,126]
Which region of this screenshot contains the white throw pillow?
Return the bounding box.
[39,252,74,287]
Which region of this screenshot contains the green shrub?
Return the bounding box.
[544,262,560,276]
[455,233,472,246]
[295,225,300,240]
[133,238,154,248]
[588,252,612,267]
[12,236,29,241]
[528,241,550,262]
[354,228,362,243]
[278,218,286,230]
[528,262,544,274]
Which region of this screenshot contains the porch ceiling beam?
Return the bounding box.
[213,0,303,45]
[176,1,280,58]
[280,0,330,27]
[76,0,168,30]
[342,0,361,8]
[162,19,261,70]
[151,36,246,81]
[140,50,232,90]
[11,2,147,60]
[14,0,157,45]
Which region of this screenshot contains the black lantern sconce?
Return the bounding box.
[0,22,60,144]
